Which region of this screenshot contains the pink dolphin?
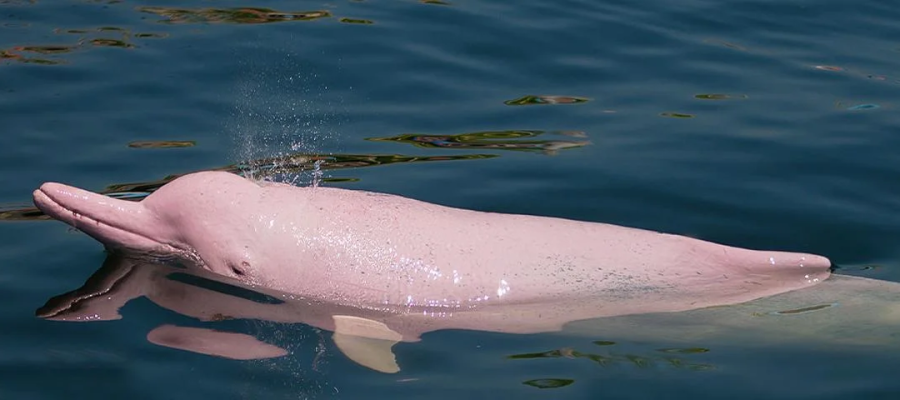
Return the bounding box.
[32,171,831,337]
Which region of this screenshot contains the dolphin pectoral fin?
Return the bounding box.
[147,324,288,360]
[332,333,401,374]
[332,315,403,374]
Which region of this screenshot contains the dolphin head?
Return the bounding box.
[33,171,268,281]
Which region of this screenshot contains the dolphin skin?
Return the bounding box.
[33,171,831,336]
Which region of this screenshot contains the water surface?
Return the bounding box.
[1,0,899,398]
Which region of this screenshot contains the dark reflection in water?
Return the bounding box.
[35,254,295,360]
[656,347,710,354]
[127,140,196,149]
[760,303,837,316]
[7,45,72,54]
[88,38,134,48]
[507,343,714,371]
[509,342,713,390]
[694,93,748,100]
[138,7,331,24]
[522,378,574,389]
[660,112,695,119]
[339,18,374,25]
[504,95,591,106]
[0,152,495,221]
[367,130,591,155]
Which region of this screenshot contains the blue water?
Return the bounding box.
[2,0,899,398]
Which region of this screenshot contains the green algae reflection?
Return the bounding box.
[128,141,197,149]
[89,39,135,49]
[0,45,77,65]
[139,7,331,24]
[367,130,590,155]
[2,27,168,66]
[339,18,374,25]
[660,112,695,118]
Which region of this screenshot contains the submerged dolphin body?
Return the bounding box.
[38,255,900,374]
[33,171,834,370]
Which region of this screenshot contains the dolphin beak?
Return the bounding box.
[33,182,177,253]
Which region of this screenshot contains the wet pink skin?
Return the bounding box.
[33,171,831,337]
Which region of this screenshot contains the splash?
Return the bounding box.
[227,52,342,187]
[0,152,497,221]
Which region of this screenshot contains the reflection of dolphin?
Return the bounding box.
[563,273,900,348]
[37,253,900,375]
[37,254,409,372]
